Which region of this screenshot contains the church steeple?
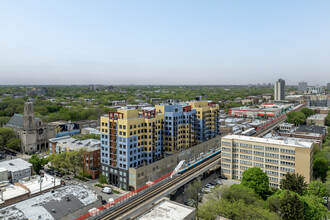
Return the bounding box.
[23,102,36,131]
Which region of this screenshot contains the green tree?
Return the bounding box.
[29,154,49,174]
[241,167,269,198]
[280,173,308,195]
[98,174,108,185]
[6,138,20,151]
[325,113,330,126]
[187,180,203,214]
[300,108,315,118]
[280,190,305,220]
[199,185,279,220]
[301,195,328,220]
[313,156,328,182]
[0,116,10,127]
[308,180,329,197]
[286,111,306,126]
[0,128,18,151]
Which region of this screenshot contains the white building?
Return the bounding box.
[0,159,33,183]
[274,79,285,101]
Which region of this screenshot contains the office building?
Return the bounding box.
[298,81,308,91]
[221,135,313,188]
[274,79,285,101]
[100,107,164,190]
[327,83,330,90]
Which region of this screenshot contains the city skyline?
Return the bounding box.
[1,0,330,85]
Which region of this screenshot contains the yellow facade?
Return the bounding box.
[221,135,313,187]
[101,109,164,164]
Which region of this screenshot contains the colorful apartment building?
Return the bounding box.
[100,101,220,189]
[100,107,164,189]
[188,101,220,142]
[155,104,197,154]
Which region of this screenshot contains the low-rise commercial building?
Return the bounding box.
[279,123,295,132]
[0,185,100,220]
[0,159,33,183]
[221,135,313,188]
[135,198,195,220]
[306,114,328,126]
[229,107,281,118]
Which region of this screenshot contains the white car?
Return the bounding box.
[215,179,222,185]
[102,187,112,194]
[205,183,214,189]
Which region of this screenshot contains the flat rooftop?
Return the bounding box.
[48,136,100,151]
[19,173,61,195]
[137,199,195,220]
[307,114,327,120]
[0,183,29,203]
[222,135,313,149]
[0,184,99,220]
[0,159,31,172]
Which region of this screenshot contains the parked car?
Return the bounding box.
[215,179,222,185]
[102,187,112,194]
[205,183,214,189]
[64,176,71,181]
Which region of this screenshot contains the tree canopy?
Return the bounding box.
[300,108,315,118]
[29,154,49,174]
[286,111,306,126]
[241,167,269,198]
[0,128,20,151]
[280,172,308,195]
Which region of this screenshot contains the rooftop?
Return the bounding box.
[19,174,61,195]
[6,114,41,129]
[296,125,327,135]
[48,136,100,151]
[0,159,32,173]
[137,199,195,220]
[222,135,313,149]
[0,184,99,220]
[307,114,328,120]
[0,183,29,203]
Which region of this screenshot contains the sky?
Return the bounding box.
[0,0,330,85]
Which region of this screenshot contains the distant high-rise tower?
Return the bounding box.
[327,83,330,90]
[298,81,308,91]
[274,79,285,101]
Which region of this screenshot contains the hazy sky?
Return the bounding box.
[1,0,330,85]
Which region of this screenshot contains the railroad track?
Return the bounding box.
[253,103,306,137]
[96,153,221,220]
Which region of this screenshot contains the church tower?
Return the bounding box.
[22,102,37,153]
[23,102,36,131]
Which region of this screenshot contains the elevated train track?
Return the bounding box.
[252,103,306,137]
[78,151,221,220]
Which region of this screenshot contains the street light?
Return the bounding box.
[39,177,43,192]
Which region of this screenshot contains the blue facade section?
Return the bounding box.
[100,133,109,165]
[56,130,80,137]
